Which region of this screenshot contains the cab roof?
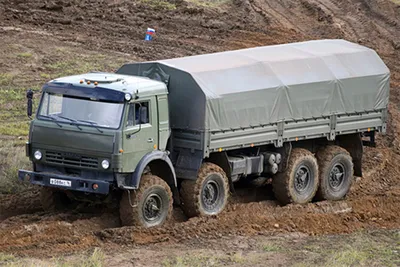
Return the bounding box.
[49,72,167,97]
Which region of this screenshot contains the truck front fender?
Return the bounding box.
[131,150,177,189]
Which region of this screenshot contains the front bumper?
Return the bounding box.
[18,170,110,194]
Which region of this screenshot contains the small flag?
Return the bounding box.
[145,28,155,41]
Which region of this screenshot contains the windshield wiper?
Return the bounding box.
[40,115,63,128]
[56,115,82,130]
[77,120,104,133]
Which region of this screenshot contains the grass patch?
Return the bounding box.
[0,88,27,104]
[40,73,52,80]
[0,86,40,136]
[293,231,400,267]
[0,121,30,136]
[141,0,177,10]
[0,139,31,194]
[17,52,33,58]
[390,0,400,5]
[0,73,15,86]
[0,253,17,263]
[162,252,248,267]
[186,0,230,8]
[162,254,223,267]
[0,248,105,267]
[262,243,282,252]
[327,246,371,266]
[79,247,105,267]
[55,248,105,267]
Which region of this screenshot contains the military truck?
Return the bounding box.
[18,40,390,227]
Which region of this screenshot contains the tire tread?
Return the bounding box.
[180,162,229,218]
[119,175,173,227]
[315,145,354,200]
[272,148,319,205]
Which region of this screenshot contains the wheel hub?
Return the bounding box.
[143,193,162,222]
[294,165,311,193]
[202,180,219,211]
[329,163,345,189]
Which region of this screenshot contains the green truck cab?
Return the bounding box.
[20,73,176,227]
[19,40,390,228]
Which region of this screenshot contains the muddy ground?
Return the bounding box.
[0,0,400,265]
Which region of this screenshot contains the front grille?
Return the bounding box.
[46,151,98,169]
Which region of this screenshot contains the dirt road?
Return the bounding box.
[0,0,399,262]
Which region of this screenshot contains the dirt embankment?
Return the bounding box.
[0,0,399,258]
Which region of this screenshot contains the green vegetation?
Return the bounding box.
[0,121,30,138]
[0,73,15,86]
[40,73,51,79]
[0,86,32,137]
[141,0,177,10]
[0,139,31,194]
[0,231,398,266]
[0,48,127,137]
[17,52,33,58]
[186,0,230,8]
[293,231,400,267]
[262,243,282,252]
[1,248,105,267]
[162,252,247,267]
[0,253,17,263]
[78,248,105,267]
[162,255,217,267]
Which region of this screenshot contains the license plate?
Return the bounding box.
[50,178,71,187]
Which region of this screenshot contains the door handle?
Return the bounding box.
[147,138,154,143]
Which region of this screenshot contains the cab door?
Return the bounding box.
[122,97,158,172]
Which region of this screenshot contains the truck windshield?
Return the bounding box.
[38,92,124,129]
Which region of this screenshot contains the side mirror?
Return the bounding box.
[26,89,33,118]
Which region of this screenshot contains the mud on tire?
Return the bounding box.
[119,175,173,228]
[180,162,229,218]
[40,187,71,212]
[272,148,319,205]
[315,145,354,201]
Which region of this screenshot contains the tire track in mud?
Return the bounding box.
[357,0,400,51]
[301,0,361,40]
[306,0,400,52]
[246,0,272,26]
[252,0,298,31]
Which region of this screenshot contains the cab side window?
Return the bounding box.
[126,102,150,127]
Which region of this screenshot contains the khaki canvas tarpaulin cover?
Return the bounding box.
[117,39,390,132]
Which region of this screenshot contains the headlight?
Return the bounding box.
[124,93,132,101]
[34,150,42,160]
[101,159,110,169]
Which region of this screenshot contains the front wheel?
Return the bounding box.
[180,162,229,218]
[119,175,173,228]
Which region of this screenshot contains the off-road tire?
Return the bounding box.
[272,148,319,205]
[315,145,354,201]
[40,187,70,211]
[119,175,173,228]
[180,162,229,218]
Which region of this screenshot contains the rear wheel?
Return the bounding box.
[272,148,319,205]
[315,145,353,200]
[119,175,173,228]
[180,162,229,218]
[40,187,71,211]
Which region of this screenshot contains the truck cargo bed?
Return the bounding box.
[117,39,389,156]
